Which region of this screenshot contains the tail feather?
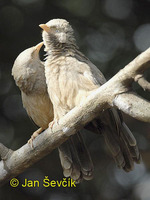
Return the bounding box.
[120,122,141,164]
[89,108,141,172]
[122,147,134,172]
[116,110,141,164]
[121,122,136,146]
[104,127,121,156]
[103,125,136,171]
[58,132,93,182]
[71,133,94,173]
[115,151,125,168]
[58,142,72,170]
[103,126,126,169]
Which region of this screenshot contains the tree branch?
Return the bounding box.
[0,47,150,186]
[135,74,150,91]
[114,92,150,122]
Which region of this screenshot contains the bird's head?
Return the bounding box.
[39,19,76,52]
[13,42,43,69]
[27,42,44,61]
[32,41,44,57]
[12,42,44,92]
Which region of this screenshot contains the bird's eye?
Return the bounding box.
[50,26,59,33]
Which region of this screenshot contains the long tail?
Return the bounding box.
[58,132,94,183]
[89,108,141,172]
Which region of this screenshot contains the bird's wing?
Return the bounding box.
[71,52,141,172]
[73,51,106,86]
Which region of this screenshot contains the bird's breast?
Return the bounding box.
[44,56,98,119]
[22,92,53,128]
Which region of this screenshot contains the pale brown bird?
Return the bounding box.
[40,19,141,173]
[12,42,93,182]
[12,42,53,145]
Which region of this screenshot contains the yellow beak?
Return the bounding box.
[35,42,43,52]
[39,24,50,32]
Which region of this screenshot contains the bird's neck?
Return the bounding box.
[46,43,79,58]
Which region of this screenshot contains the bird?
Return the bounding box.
[39,18,141,174]
[12,42,54,145]
[12,42,93,182]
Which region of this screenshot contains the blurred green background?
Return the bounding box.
[0,0,150,199]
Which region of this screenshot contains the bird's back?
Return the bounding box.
[12,51,54,129]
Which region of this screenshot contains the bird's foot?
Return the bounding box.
[28,127,43,148]
[49,119,59,130]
